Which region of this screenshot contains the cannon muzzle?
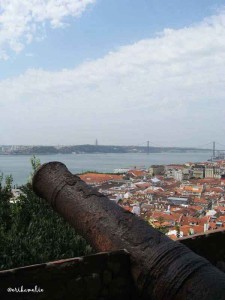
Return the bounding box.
[32,162,225,300]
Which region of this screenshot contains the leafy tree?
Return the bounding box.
[28,155,41,183]
[158,227,169,234]
[175,222,181,238]
[157,216,169,234]
[0,157,93,270]
[0,174,13,231]
[158,216,165,226]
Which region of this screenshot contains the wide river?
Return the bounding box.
[0,152,212,186]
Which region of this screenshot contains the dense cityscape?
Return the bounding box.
[78,159,225,240]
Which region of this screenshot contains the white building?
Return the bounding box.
[174,170,183,181]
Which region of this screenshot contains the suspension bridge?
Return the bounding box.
[134,140,225,157]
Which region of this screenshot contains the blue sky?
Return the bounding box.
[0,0,223,78]
[0,0,225,146]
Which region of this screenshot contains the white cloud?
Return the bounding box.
[1,9,225,146]
[25,52,35,57]
[0,0,96,59]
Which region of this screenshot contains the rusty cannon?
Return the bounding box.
[32,162,225,300]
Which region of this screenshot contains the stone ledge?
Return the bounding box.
[179,229,225,272]
[0,249,137,300]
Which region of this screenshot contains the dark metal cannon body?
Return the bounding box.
[32,162,225,300]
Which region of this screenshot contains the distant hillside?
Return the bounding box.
[4,144,211,155]
[9,146,58,155]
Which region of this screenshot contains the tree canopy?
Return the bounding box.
[0,156,92,270]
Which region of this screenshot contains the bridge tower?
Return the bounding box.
[213,141,216,158]
[147,140,150,154]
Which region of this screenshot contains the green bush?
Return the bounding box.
[0,157,93,270]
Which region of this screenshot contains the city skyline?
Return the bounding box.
[1,140,225,153]
[0,0,225,146]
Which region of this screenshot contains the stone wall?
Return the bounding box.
[0,250,137,300]
[1,231,225,299]
[179,229,225,272]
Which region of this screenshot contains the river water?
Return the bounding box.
[0,152,211,186]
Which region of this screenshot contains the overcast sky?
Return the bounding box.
[0,0,225,148]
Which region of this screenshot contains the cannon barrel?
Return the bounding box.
[32,162,225,300]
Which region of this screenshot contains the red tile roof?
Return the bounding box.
[127,170,146,177]
[182,185,203,193]
[209,222,217,229]
[180,225,192,236]
[79,173,123,184]
[195,178,221,185]
[151,212,183,223]
[192,225,205,234]
[181,216,198,226]
[198,216,210,225]
[180,225,205,236]
[217,216,225,223]
[193,197,208,204]
[189,205,203,211]
[216,206,225,213]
